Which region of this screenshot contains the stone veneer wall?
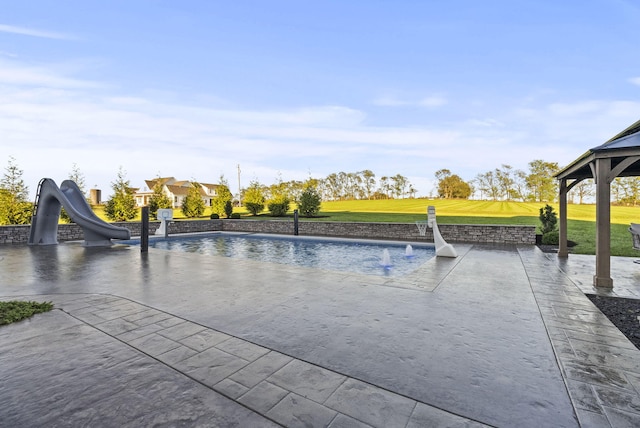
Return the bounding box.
[0,219,535,245]
[221,220,536,244]
[0,220,223,245]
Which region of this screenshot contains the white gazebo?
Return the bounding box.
[555,118,640,288]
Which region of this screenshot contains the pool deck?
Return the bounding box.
[2,241,640,427]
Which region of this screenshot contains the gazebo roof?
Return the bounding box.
[555,118,640,181]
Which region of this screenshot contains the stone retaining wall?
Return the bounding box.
[0,220,223,244]
[221,220,535,244]
[0,219,535,245]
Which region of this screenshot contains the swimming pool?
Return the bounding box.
[132,233,435,276]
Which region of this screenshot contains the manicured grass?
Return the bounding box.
[317,199,639,226]
[0,301,54,326]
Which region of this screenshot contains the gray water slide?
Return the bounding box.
[28,178,131,246]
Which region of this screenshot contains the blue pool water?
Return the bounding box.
[136,233,435,276]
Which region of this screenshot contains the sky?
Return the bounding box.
[2,0,640,199]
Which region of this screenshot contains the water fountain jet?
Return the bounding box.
[405,244,414,258]
[380,249,392,269]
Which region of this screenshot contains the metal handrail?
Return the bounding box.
[31,178,46,217]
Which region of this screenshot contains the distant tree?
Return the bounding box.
[68,163,87,195]
[1,156,29,200]
[391,174,408,198]
[571,179,594,204]
[243,180,266,215]
[434,169,451,196]
[615,177,640,206]
[61,163,88,223]
[0,157,33,225]
[440,175,471,199]
[611,177,623,203]
[436,169,471,199]
[323,173,341,201]
[378,176,392,199]
[526,160,559,202]
[475,171,499,200]
[182,181,205,218]
[284,179,305,201]
[495,165,515,200]
[211,175,233,217]
[513,170,528,201]
[408,184,418,198]
[104,167,137,221]
[267,176,290,216]
[298,183,322,217]
[361,170,376,199]
[148,178,173,218]
[345,172,363,199]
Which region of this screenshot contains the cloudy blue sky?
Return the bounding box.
[2,0,640,198]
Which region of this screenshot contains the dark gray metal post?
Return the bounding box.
[141,206,149,252]
[294,209,299,236]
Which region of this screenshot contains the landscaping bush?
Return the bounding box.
[298,186,322,217]
[0,301,53,325]
[267,193,290,217]
[541,231,559,245]
[230,213,241,219]
[268,202,289,217]
[224,200,233,218]
[210,213,219,219]
[181,182,206,218]
[244,202,265,216]
[539,204,558,235]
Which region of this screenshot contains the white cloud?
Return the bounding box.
[629,77,640,86]
[0,59,100,88]
[418,96,447,108]
[373,94,447,108]
[372,97,407,107]
[0,24,73,40]
[4,58,640,199]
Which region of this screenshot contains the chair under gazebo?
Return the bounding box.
[555,118,640,288]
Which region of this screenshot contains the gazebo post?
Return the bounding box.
[594,158,613,288]
[558,178,569,258]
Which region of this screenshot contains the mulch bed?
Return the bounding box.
[535,240,577,254]
[587,295,640,350]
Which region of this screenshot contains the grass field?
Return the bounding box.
[92,199,640,257]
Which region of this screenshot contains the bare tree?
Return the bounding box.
[571,179,594,204]
[391,174,408,198]
[475,171,499,201]
[360,170,376,200]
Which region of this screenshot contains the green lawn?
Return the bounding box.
[90,199,640,257]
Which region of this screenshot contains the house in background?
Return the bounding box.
[133,177,219,208]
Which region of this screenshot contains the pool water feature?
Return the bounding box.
[136,233,435,277]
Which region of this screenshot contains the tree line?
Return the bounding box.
[241,170,417,203]
[453,160,561,202]
[4,156,640,226]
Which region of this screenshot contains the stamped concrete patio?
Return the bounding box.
[1,238,640,427]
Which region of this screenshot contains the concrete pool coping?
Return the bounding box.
[2,242,640,427]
